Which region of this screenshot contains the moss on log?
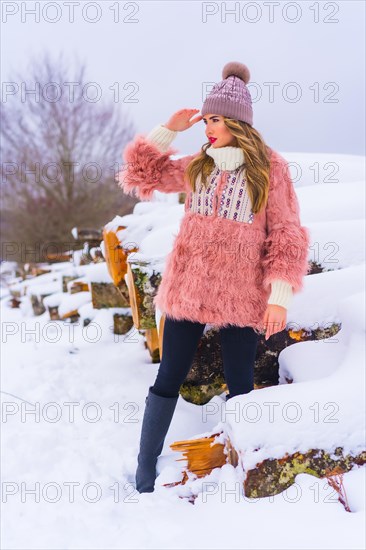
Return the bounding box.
[179,325,227,404]
[180,382,227,405]
[126,259,162,330]
[244,447,366,498]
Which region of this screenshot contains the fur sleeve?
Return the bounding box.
[262,151,311,294]
[115,134,198,201]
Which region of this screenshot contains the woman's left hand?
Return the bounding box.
[262,304,287,340]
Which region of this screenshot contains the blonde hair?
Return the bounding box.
[185,117,272,214]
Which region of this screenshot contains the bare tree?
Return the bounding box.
[0,51,138,264]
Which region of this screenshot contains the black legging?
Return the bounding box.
[152,315,260,399]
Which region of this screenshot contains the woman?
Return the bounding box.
[117,61,310,493]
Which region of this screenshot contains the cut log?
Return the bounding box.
[48,305,60,320]
[90,248,105,262]
[9,287,23,299]
[78,247,94,266]
[158,314,165,359]
[44,251,73,263]
[62,275,79,293]
[255,322,341,387]
[71,227,103,242]
[69,281,90,294]
[102,226,138,287]
[30,294,47,316]
[143,327,160,363]
[125,259,161,330]
[169,432,236,480]
[60,309,80,322]
[129,258,338,402]
[9,297,21,308]
[156,315,338,405]
[28,266,52,277]
[168,432,366,499]
[91,282,129,309]
[113,312,134,335]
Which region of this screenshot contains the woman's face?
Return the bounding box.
[203,114,237,148]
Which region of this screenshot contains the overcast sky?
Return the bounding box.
[2,0,365,155]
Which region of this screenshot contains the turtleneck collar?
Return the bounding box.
[206,145,245,171]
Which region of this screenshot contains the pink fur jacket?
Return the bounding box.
[116,125,310,334]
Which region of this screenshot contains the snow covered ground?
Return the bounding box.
[1,151,365,549]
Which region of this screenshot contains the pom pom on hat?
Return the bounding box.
[222,62,250,84]
[201,61,253,125]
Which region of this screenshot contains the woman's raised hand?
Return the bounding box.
[164,109,203,132]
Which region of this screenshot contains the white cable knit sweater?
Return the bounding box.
[146,124,293,310]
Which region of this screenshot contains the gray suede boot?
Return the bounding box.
[135,386,179,493]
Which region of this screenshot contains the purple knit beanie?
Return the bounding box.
[201,61,253,126]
